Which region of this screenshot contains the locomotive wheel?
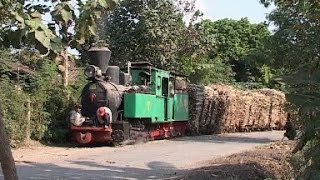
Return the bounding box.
[111,129,125,145]
[75,131,93,145]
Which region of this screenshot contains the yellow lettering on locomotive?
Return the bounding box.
[146,101,152,111]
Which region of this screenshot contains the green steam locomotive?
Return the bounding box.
[69,46,189,145]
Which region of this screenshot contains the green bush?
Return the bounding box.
[0,49,86,146]
[0,79,29,147]
[31,60,85,143]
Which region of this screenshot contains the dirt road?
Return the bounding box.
[0,131,284,180]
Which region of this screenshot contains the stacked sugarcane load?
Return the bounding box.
[187,83,287,135]
[255,88,287,130]
[198,86,221,134]
[186,84,205,135]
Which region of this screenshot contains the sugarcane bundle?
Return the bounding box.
[187,83,287,135]
[187,84,205,135]
[256,89,287,130]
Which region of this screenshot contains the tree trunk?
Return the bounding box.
[62,50,71,100]
[62,50,69,87]
[0,105,18,180]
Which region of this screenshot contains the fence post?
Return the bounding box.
[26,99,31,140]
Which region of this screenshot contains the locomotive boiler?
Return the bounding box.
[70,46,189,145]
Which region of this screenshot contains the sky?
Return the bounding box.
[195,0,275,24]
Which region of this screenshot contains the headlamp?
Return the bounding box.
[84,65,102,79]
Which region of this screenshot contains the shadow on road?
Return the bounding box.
[170,131,283,144]
[13,160,183,180]
[11,160,279,180]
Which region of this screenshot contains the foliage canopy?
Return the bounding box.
[260,0,320,178]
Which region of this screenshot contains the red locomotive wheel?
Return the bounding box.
[75,132,93,144]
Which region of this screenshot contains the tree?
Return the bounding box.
[97,0,228,86]
[196,18,271,82]
[182,56,235,85]
[105,0,182,69]
[0,49,24,180]
[260,0,320,178]
[0,1,117,178]
[0,106,18,180]
[104,0,207,71]
[1,0,117,86]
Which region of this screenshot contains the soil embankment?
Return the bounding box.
[180,140,294,180]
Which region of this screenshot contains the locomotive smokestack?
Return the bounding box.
[88,46,111,74]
